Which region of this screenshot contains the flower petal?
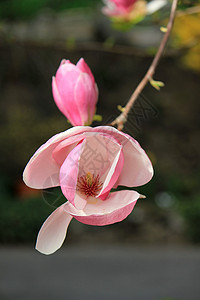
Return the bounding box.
[23,127,92,189]
[52,136,83,166]
[92,126,153,187]
[52,76,71,122]
[64,190,139,226]
[76,58,95,84]
[35,204,72,255]
[74,73,98,125]
[98,143,124,200]
[59,141,87,210]
[147,0,167,15]
[54,64,83,125]
[77,134,123,193]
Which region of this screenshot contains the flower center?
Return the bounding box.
[77,172,103,197]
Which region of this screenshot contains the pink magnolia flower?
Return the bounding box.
[23,126,153,255]
[102,0,167,19]
[52,58,98,126]
[103,0,137,16]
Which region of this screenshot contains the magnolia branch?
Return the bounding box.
[110,0,179,130]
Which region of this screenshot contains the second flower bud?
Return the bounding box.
[52,58,98,126]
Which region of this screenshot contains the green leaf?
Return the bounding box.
[149,79,165,91]
[92,114,103,122]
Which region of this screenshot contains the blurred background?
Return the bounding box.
[0,0,200,299]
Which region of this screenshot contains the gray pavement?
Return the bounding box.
[0,245,200,300]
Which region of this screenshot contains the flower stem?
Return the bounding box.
[110,0,179,130]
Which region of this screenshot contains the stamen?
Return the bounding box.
[77,172,103,197]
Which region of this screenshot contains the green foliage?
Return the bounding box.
[111,15,145,31]
[0,0,48,20]
[149,79,165,91]
[0,192,53,243]
[0,0,99,20]
[178,0,200,9]
[178,194,200,243]
[163,172,200,243]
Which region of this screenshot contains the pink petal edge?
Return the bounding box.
[35,204,72,255]
[23,127,92,189]
[93,126,154,186]
[76,58,95,84]
[59,141,87,210]
[64,190,139,226]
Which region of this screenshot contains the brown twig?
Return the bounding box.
[110,0,179,130]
